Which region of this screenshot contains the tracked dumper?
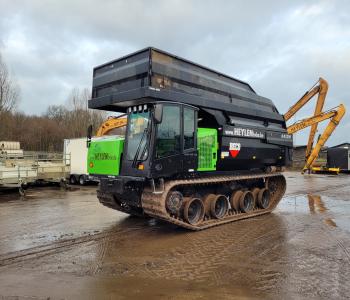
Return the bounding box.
[88,47,293,230]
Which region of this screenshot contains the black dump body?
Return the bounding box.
[89,47,293,171]
[90,47,282,121]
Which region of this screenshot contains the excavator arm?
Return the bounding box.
[96,115,127,137]
[284,78,346,173]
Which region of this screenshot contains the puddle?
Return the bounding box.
[278,194,350,232]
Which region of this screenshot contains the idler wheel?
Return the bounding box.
[166,191,183,216]
[230,190,243,212]
[210,195,229,219]
[257,188,270,209]
[183,198,205,225]
[239,191,254,213]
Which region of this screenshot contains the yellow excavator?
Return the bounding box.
[284,78,346,174]
[95,114,127,137]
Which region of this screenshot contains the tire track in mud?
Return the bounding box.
[90,235,109,275]
[246,229,290,292]
[282,191,350,299]
[106,207,350,297]
[0,224,146,268]
[315,218,350,298]
[118,215,289,286]
[277,211,350,299]
[289,241,350,299]
[252,211,350,297]
[319,219,350,262]
[121,197,298,285]
[286,192,350,263]
[209,237,288,293]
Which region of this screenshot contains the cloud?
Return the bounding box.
[0,0,349,145]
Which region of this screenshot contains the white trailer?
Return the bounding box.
[1,141,70,194]
[64,138,96,185]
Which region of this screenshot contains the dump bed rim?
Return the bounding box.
[93,47,256,93]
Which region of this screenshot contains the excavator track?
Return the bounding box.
[141,172,286,230]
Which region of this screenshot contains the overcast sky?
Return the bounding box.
[0,0,349,145]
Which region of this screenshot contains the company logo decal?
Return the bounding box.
[94,153,117,161]
[225,128,264,139]
[229,143,241,158]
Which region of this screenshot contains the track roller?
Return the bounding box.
[239,191,254,213]
[230,190,243,212]
[183,198,205,225]
[257,188,270,209]
[210,195,229,219]
[203,194,216,217]
[251,187,260,208]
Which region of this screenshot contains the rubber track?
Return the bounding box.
[141,172,286,230]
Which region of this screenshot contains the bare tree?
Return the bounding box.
[65,87,106,137]
[0,53,20,112]
[67,87,85,111]
[45,105,69,124]
[0,86,106,152]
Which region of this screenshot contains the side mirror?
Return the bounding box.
[154,104,163,124]
[87,125,93,148]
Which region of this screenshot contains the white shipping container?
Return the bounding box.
[63,138,96,185]
[64,138,88,175]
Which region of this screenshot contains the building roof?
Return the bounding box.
[328,142,350,149]
[293,145,328,151]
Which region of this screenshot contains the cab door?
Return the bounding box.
[153,104,183,177]
[182,106,197,173]
[152,104,198,177]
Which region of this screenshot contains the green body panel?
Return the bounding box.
[87,137,124,176]
[197,128,218,171]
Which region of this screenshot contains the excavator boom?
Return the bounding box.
[287,107,340,134]
[284,78,346,173]
[303,104,345,172]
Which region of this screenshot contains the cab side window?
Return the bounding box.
[184,107,195,150]
[156,105,181,157]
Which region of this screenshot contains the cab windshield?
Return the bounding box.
[126,111,150,161]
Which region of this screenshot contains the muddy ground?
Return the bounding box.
[0,171,349,299]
